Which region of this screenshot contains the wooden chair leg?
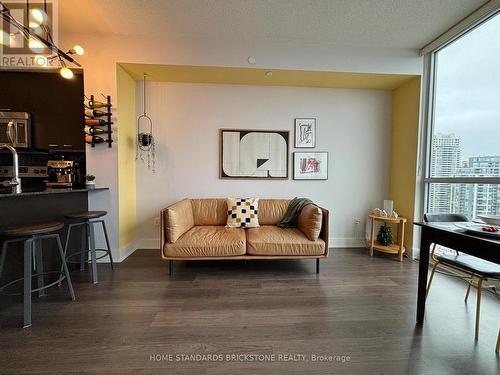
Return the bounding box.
[426,260,440,299]
[475,277,484,341]
[464,276,474,303]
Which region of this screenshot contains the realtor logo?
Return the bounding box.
[0,0,58,67]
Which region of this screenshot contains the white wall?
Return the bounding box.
[136,82,392,247]
[58,27,422,258]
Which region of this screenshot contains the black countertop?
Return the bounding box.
[0,186,109,199]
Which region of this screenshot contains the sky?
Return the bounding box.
[434,13,500,159]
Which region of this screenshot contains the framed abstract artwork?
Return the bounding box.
[294,118,316,148]
[293,152,328,180]
[220,129,289,179]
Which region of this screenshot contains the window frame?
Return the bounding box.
[421,11,500,218]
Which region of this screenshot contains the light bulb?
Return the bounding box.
[0,30,9,46]
[34,55,47,67]
[29,38,45,53]
[60,67,74,79]
[31,9,46,25]
[72,45,84,56]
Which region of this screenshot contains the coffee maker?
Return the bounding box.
[46,159,82,188]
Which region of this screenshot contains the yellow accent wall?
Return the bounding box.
[115,62,422,253]
[119,63,418,90]
[390,77,421,254]
[116,65,137,249]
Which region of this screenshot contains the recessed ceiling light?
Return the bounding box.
[265,71,273,77]
[247,56,256,64]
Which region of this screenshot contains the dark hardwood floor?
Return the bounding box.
[0,248,499,374]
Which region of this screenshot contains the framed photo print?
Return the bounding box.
[293,152,328,180]
[294,118,316,148]
[220,129,289,179]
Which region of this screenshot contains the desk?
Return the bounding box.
[414,222,500,325]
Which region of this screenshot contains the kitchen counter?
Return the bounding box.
[0,186,108,198]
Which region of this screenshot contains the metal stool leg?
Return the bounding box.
[0,240,9,282]
[80,223,87,271]
[23,238,33,328]
[34,239,46,297]
[55,235,75,301]
[88,222,98,284]
[100,220,114,270]
[59,223,77,287]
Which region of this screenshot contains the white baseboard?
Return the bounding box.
[136,238,160,249]
[329,237,366,248]
[117,240,138,262]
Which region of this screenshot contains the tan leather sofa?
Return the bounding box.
[160,199,329,274]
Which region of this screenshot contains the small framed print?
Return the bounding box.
[294,118,316,148]
[293,152,328,180]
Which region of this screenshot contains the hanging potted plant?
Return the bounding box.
[136,73,156,173]
[85,174,96,189]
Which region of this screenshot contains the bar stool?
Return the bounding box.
[62,211,113,284]
[0,221,75,328]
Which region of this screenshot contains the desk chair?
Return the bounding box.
[424,213,500,345]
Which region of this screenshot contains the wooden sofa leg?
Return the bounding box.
[316,259,320,274]
[169,260,173,276]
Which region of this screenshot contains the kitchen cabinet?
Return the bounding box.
[0,70,85,151]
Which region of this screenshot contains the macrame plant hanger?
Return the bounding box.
[136,73,156,173]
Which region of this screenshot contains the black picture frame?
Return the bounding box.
[294,118,316,148]
[220,129,289,179]
[293,151,328,180]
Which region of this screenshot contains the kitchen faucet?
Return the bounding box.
[0,121,21,193]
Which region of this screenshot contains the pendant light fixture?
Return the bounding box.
[136,73,156,174]
[0,0,84,79]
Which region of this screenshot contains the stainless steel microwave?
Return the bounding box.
[0,111,31,148]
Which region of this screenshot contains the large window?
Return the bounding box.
[426,14,500,220]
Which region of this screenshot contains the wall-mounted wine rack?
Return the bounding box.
[84,94,113,148]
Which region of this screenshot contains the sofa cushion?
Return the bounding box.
[163,226,246,258]
[246,226,326,256]
[226,198,259,228]
[191,199,227,226]
[164,199,194,243]
[258,199,291,225]
[297,204,323,241]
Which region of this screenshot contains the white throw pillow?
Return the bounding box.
[226,198,259,228]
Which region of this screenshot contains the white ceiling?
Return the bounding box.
[59,0,488,49]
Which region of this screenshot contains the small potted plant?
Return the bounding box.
[377,223,393,246]
[85,174,96,189]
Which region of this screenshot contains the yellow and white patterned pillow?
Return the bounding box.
[226,198,259,228]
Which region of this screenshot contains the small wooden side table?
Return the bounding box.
[368,215,407,262]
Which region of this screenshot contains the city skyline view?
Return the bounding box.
[429,132,500,218]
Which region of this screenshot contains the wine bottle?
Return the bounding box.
[85,135,105,144]
[87,99,110,109]
[85,118,106,126]
[85,127,111,136]
[85,108,108,117]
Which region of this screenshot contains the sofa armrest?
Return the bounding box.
[297,204,323,241]
[319,207,329,255]
[161,199,194,246]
